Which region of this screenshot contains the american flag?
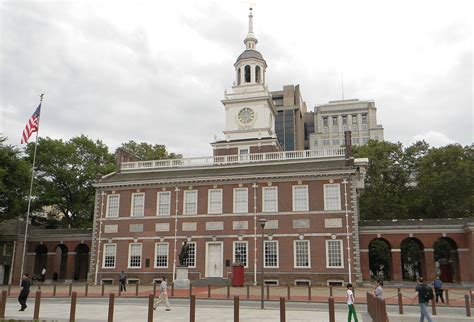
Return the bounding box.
[21,103,41,144]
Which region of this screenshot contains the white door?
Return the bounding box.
[207,243,223,277]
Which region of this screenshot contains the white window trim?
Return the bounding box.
[292,185,309,212]
[238,146,250,161]
[185,242,197,268]
[105,194,120,218]
[156,191,171,216]
[154,242,169,268]
[127,278,140,285]
[130,193,145,217]
[293,240,311,269]
[262,186,278,213]
[101,279,114,285]
[102,243,116,269]
[323,184,342,211]
[264,279,279,285]
[207,189,223,214]
[183,190,198,215]
[233,188,248,214]
[264,240,279,268]
[232,240,249,268]
[325,239,344,269]
[294,279,311,286]
[128,243,142,269]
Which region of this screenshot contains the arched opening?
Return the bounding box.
[74,244,90,281]
[237,68,241,85]
[34,244,48,276]
[255,66,261,83]
[368,238,392,281]
[53,244,68,281]
[434,237,459,282]
[244,65,251,83]
[401,238,425,281]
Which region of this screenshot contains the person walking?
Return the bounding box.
[432,276,445,303]
[119,271,127,292]
[41,266,46,283]
[18,273,31,311]
[346,283,358,322]
[153,276,171,311]
[413,277,433,322]
[374,280,383,299]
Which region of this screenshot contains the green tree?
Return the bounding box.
[0,136,32,222]
[119,140,181,160]
[25,135,115,228]
[368,239,392,280]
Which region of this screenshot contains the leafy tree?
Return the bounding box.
[368,239,392,280]
[25,135,115,228]
[0,136,32,222]
[119,140,181,160]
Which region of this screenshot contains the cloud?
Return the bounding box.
[411,131,455,147]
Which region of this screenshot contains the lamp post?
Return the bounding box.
[259,218,267,309]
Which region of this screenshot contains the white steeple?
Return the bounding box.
[244,7,258,50]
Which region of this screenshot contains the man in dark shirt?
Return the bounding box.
[119,271,127,292]
[18,273,31,311]
[413,277,433,322]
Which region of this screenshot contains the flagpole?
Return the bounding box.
[19,94,44,285]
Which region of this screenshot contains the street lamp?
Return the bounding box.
[259,218,267,309]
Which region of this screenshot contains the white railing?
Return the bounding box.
[120,148,346,171]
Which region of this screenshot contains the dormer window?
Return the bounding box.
[245,65,251,83]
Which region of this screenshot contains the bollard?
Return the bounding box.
[208,284,211,298]
[85,283,89,297]
[287,285,290,301]
[190,283,193,297]
[108,293,115,322]
[266,284,270,300]
[431,297,437,315]
[70,291,77,322]
[38,284,41,291]
[153,282,156,296]
[171,282,175,297]
[33,290,41,320]
[227,284,230,299]
[445,288,449,305]
[135,283,139,296]
[69,283,73,296]
[280,296,286,322]
[118,284,122,297]
[0,290,7,319]
[101,283,105,296]
[465,295,472,317]
[398,290,403,314]
[328,296,335,322]
[147,294,154,322]
[247,285,250,299]
[234,295,239,322]
[308,285,311,301]
[189,294,196,322]
[53,283,57,296]
[330,286,333,296]
[470,288,473,306]
[7,284,11,296]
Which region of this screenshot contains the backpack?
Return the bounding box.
[420,284,434,302]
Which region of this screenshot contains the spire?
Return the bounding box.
[244,7,258,50]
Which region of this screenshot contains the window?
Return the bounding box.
[326,240,343,268]
[255,66,261,83]
[157,192,171,216]
[131,193,145,217]
[106,195,119,218]
[332,117,338,127]
[244,65,251,83]
[237,68,241,85]
[342,115,347,126]
[332,139,340,146]
[233,241,248,267]
[313,139,318,148]
[128,243,142,268]
[262,187,278,212]
[362,114,368,124]
[324,184,341,210]
[333,126,338,133]
[323,117,328,127]
[103,244,116,268]
[294,240,310,268]
[155,242,169,268]
[4,243,13,256]
[239,147,249,161]
[323,139,330,146]
[352,137,359,145]
[264,240,278,268]
[292,185,308,211]
[351,115,358,124]
[184,190,197,215]
[208,189,222,214]
[184,242,196,268]
[233,188,248,213]
[362,137,369,144]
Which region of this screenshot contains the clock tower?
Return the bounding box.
[211,8,281,157]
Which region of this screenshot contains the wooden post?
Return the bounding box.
[153,282,156,297]
[190,283,193,297]
[266,284,269,300]
[135,283,139,296]
[208,284,211,298]
[33,290,41,320]
[171,282,175,297]
[0,290,7,319]
[308,285,311,301]
[431,297,437,316]
[398,290,403,314]
[227,284,230,299]
[7,284,11,296]
[329,286,333,297]
[101,283,105,297]
[246,285,250,299]
[85,283,89,297]
[70,291,77,322]
[53,283,57,296]
[445,288,449,305]
[68,283,72,296]
[118,284,121,297]
[234,295,239,322]
[108,293,115,322]
[189,294,196,322]
[465,295,472,317]
[287,285,290,301]
[279,296,286,322]
[147,294,154,322]
[328,296,335,322]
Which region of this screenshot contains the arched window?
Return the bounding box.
[255,66,261,83]
[244,65,251,83]
[237,68,241,85]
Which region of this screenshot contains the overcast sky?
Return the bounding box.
[1,0,472,157]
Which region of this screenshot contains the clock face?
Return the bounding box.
[238,108,255,124]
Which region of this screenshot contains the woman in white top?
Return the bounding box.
[346,283,359,322]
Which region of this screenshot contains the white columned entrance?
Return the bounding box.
[205,242,223,278]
